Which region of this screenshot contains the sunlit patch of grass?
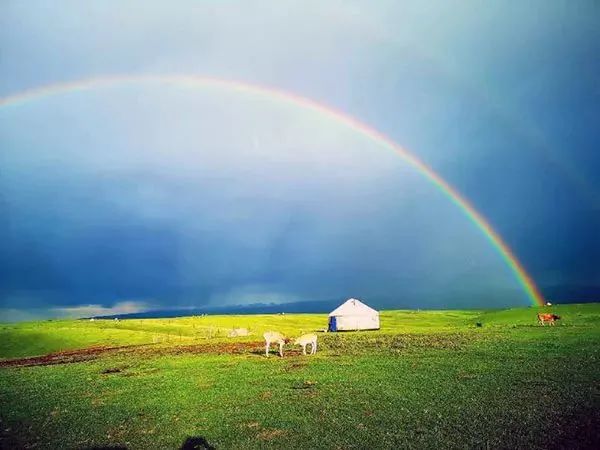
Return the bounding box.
[0,308,484,359]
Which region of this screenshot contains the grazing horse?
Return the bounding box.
[264,331,289,357]
[538,313,560,326]
[294,334,317,355]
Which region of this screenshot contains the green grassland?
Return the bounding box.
[1,304,599,449]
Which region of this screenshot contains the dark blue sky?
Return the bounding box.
[0,1,598,320]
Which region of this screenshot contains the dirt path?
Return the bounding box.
[0,341,271,368]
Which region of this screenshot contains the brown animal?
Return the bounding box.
[538,313,560,326]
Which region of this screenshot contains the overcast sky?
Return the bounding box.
[1,1,598,320]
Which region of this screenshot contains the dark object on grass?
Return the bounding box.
[82,447,127,450]
[180,436,216,450]
[475,322,483,328]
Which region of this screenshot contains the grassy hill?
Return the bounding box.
[2,309,472,359]
[1,304,599,449]
[5,304,595,360]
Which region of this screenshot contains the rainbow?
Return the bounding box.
[0,74,545,306]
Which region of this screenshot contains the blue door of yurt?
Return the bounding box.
[328,316,337,332]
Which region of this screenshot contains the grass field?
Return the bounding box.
[1,304,599,449]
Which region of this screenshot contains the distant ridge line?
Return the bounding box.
[86,298,597,320]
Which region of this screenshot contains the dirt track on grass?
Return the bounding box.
[0,341,271,368]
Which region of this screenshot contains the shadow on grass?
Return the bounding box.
[180,436,216,450]
[251,347,307,358]
[82,446,128,450]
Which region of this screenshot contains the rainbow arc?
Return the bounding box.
[0,74,545,306]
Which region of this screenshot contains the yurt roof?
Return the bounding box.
[328,298,378,317]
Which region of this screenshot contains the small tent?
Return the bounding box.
[328,298,380,331]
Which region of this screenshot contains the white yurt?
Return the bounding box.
[328,298,380,331]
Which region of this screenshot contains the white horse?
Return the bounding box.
[294,334,317,355]
[263,331,289,357]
